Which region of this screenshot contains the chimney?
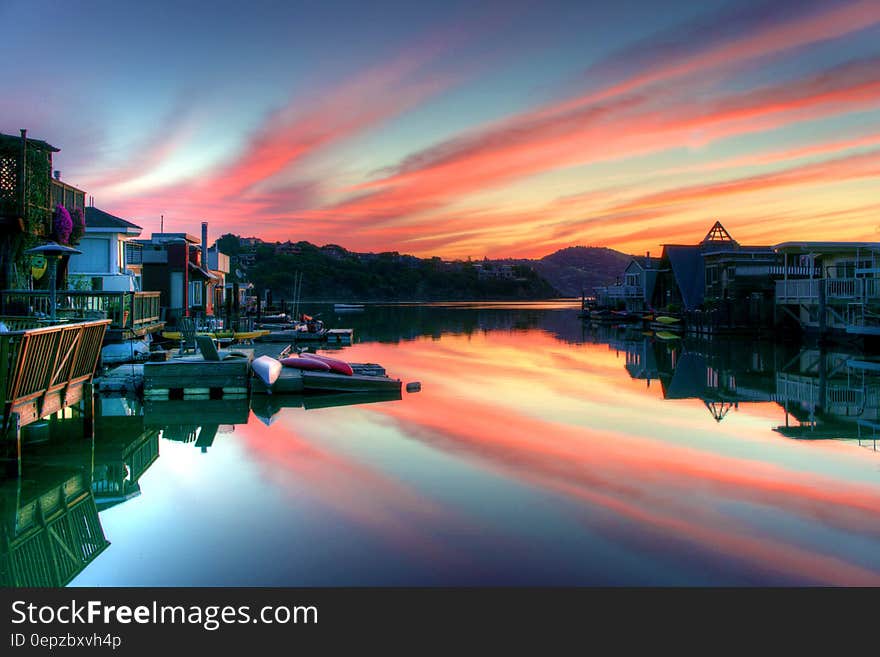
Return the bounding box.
[201,221,208,269]
[54,170,61,181]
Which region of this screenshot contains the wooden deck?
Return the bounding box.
[1,319,109,470]
[1,290,164,337]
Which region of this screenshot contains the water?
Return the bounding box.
[4,301,880,586]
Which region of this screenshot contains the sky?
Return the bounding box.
[2,0,880,259]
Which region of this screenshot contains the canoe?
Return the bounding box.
[654,316,681,325]
[655,331,681,341]
[253,367,305,394]
[280,356,331,371]
[253,356,282,387]
[299,353,354,376]
[301,370,402,393]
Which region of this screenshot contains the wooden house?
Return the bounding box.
[0,130,85,289]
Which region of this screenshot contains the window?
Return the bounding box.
[189,280,203,306]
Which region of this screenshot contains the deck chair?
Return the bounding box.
[196,335,249,361]
[178,317,198,354]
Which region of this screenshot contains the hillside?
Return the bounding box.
[219,236,631,301]
[532,246,632,297]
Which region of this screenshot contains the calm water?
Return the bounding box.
[6,301,880,586]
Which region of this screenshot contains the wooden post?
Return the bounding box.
[233,282,240,330]
[3,412,22,478]
[82,381,94,440]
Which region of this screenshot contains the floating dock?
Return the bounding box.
[143,349,253,400]
[260,328,353,344]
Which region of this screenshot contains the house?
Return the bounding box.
[651,222,778,329]
[0,130,86,288]
[774,241,880,336]
[134,231,219,325]
[597,254,661,311]
[68,206,142,291]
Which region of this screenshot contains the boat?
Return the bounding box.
[654,316,681,325]
[160,329,269,342]
[300,370,402,393]
[334,303,365,312]
[279,356,331,371]
[299,352,354,375]
[654,331,681,341]
[252,355,282,387]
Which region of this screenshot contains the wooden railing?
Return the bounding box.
[0,319,109,428]
[0,291,162,333]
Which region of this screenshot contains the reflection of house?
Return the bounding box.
[68,206,143,291]
[91,397,160,510]
[774,242,880,336]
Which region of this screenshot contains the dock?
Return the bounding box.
[260,328,353,344]
[143,349,253,400]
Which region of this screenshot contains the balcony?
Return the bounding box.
[775,278,880,304]
[600,285,643,299]
[0,291,163,336]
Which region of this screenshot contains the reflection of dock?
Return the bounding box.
[0,466,108,587]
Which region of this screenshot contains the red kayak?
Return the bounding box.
[280,356,331,371]
[299,352,354,376]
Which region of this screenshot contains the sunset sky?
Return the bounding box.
[2,0,880,259]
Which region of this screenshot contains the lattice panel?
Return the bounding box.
[0,156,17,196]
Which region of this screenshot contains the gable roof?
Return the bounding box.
[665,245,705,311]
[85,207,142,233]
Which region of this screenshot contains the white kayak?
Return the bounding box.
[252,355,282,389]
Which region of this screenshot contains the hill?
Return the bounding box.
[218,236,632,301]
[531,246,633,297]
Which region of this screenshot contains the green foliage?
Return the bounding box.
[239,239,559,301]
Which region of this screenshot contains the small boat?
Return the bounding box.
[252,355,282,387]
[300,370,402,393]
[160,329,269,342]
[299,352,354,376]
[280,356,331,371]
[654,316,681,325]
[655,331,681,341]
[334,303,365,312]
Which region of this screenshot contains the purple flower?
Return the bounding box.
[53,205,73,243]
[70,207,85,243]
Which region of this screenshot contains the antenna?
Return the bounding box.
[160,214,164,233]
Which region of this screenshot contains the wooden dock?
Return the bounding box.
[143,349,253,400]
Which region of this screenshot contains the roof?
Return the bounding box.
[665,245,705,311]
[628,256,662,270]
[85,207,142,233]
[701,221,738,247]
[188,261,218,280]
[0,131,59,152]
[774,242,880,254]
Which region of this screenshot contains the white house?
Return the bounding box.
[68,206,143,291]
